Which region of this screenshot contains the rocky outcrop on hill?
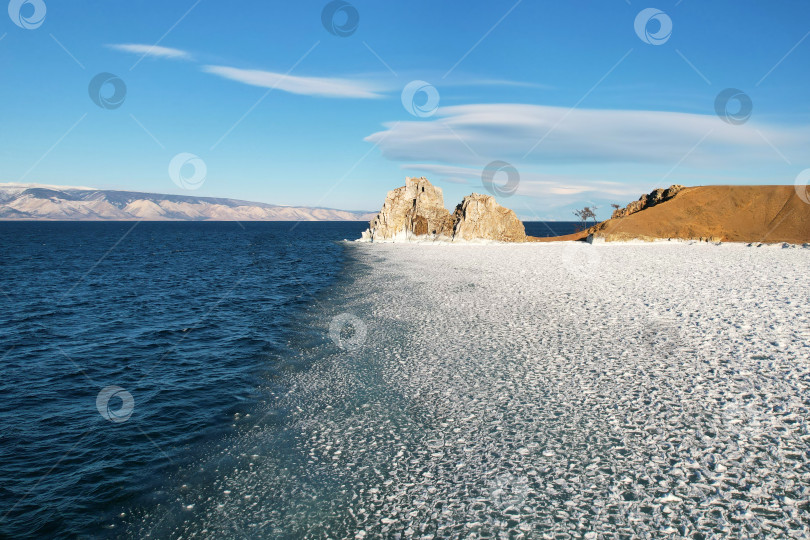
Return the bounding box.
[588,185,810,244]
[610,185,684,219]
[452,193,527,242]
[360,177,527,243]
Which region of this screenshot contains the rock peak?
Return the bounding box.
[360,177,526,243]
[452,193,527,243]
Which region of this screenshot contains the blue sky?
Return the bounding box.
[1,0,808,219]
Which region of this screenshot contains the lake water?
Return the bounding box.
[0,221,580,537]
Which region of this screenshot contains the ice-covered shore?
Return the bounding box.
[139,242,810,538]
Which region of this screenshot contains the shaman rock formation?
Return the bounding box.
[360,177,526,243]
[452,193,527,242]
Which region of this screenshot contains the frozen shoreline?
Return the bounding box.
[334,242,810,537]
[354,235,810,248]
[142,242,810,538]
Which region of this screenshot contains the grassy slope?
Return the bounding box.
[529,186,810,244]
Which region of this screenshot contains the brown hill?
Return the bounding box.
[532,186,810,244]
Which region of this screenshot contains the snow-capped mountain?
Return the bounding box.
[0,184,375,221]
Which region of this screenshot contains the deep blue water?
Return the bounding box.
[0,221,579,538]
[524,221,583,238]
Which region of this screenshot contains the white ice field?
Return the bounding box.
[141,242,810,538]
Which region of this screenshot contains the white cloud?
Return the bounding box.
[399,164,474,184]
[401,163,642,199]
[107,43,192,60]
[366,103,808,167]
[446,78,552,90]
[106,44,543,99]
[202,65,384,99]
[375,104,810,216]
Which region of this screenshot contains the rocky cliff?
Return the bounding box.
[361,177,455,241]
[452,193,526,242]
[360,177,527,243]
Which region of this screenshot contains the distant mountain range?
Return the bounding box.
[0,184,376,221]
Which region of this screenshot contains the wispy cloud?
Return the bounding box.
[107,40,384,99]
[401,163,641,198]
[444,78,552,90]
[202,65,384,99]
[386,104,809,213]
[397,162,662,221]
[107,43,192,60]
[399,164,475,184]
[366,103,808,167]
[107,42,545,99]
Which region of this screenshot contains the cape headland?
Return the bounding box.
[584,185,809,244]
[360,178,810,244]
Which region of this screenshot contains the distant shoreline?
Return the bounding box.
[0,184,375,222]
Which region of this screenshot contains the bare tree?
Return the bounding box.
[573,206,597,229]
